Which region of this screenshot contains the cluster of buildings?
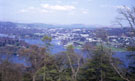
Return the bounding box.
[34,28,135,48]
[1,22,134,49]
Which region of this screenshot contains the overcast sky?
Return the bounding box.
[0,0,134,26]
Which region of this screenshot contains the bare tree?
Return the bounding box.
[95,29,131,81]
[82,42,96,59]
[103,29,131,81]
[19,45,47,81]
[108,50,130,81]
[41,35,52,81]
[54,52,71,81]
[113,5,135,81]
[116,6,135,36]
[66,45,82,81]
[0,61,24,81]
[0,46,25,81]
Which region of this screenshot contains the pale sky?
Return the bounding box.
[0,0,134,26]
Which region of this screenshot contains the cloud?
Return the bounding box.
[82,11,88,14]
[20,9,28,13]
[41,4,76,11]
[19,6,49,13]
[80,9,89,14]
[19,4,76,14]
[19,4,78,15]
[114,5,130,10]
[100,5,130,10]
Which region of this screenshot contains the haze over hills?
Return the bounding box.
[0,21,111,29]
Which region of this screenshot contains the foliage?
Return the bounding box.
[126,46,135,81]
[42,35,52,50]
[0,38,135,81]
[79,46,124,81]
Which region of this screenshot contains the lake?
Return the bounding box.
[1,38,134,67]
[23,39,65,54]
[23,39,133,66]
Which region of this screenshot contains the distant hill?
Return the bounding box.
[0,22,17,28]
[0,21,99,29]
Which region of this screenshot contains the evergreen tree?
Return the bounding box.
[79,46,124,81]
[127,46,135,81]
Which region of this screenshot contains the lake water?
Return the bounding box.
[23,39,133,66]
[0,33,15,38]
[23,39,65,54]
[0,38,134,67]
